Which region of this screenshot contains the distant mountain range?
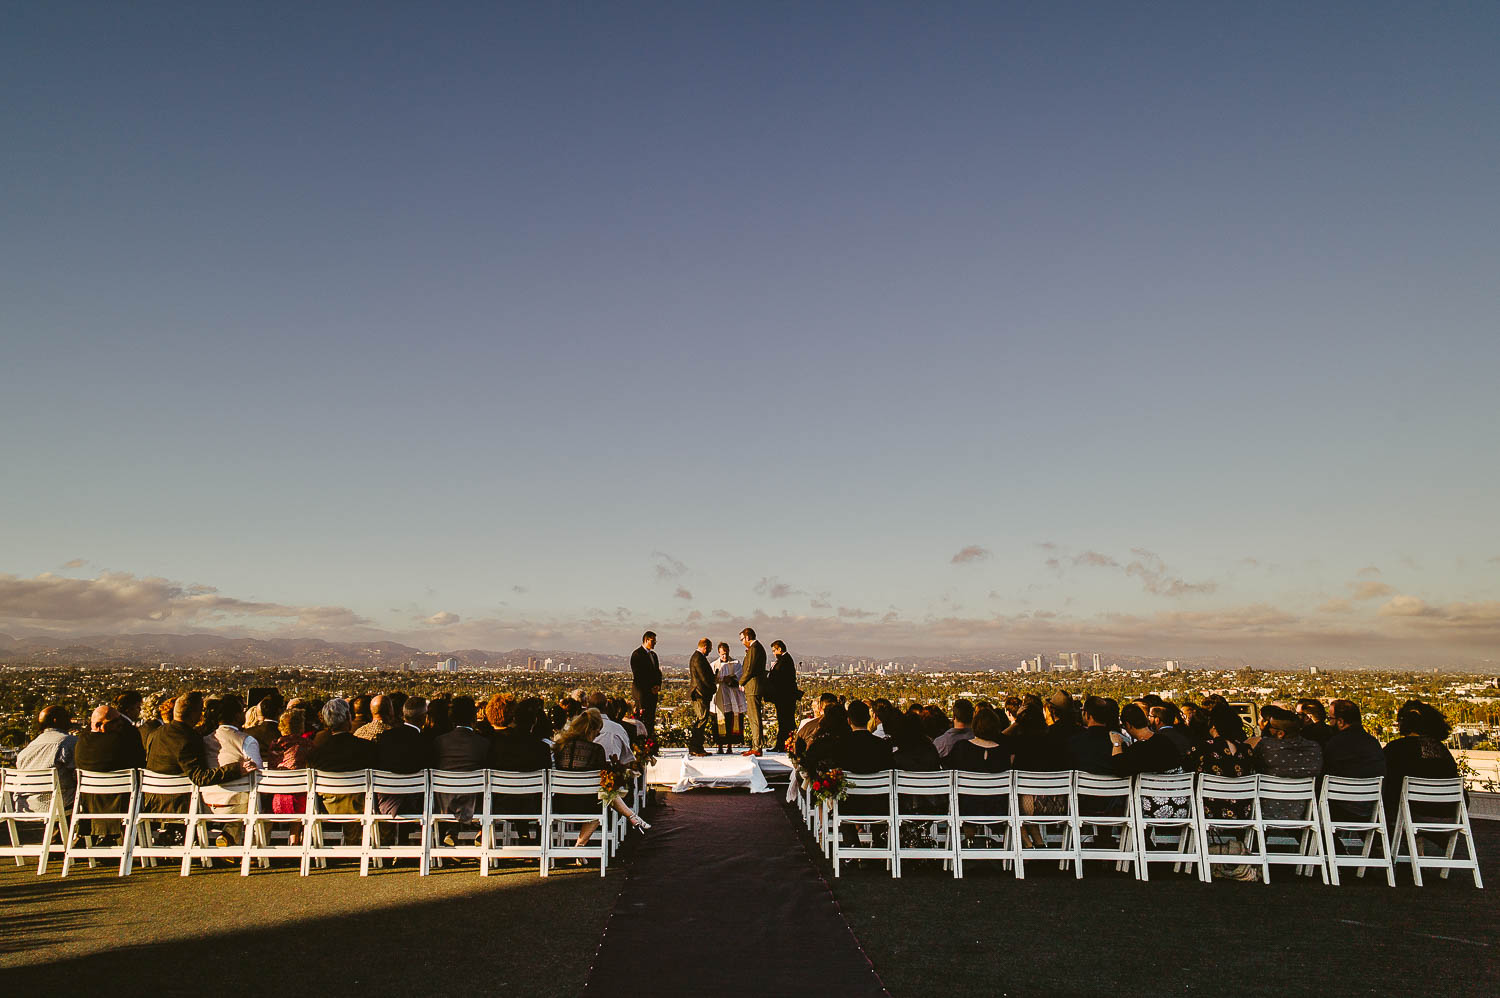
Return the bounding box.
[0,632,629,671]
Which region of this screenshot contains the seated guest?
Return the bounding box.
[1068,697,1118,775]
[799,702,853,776]
[14,706,77,815]
[889,712,941,771]
[586,692,633,762]
[424,695,454,742]
[1383,700,1459,822]
[355,694,394,741]
[489,696,553,771]
[946,707,1010,773]
[1042,691,1082,761]
[1323,700,1386,779]
[920,705,950,742]
[1002,696,1022,727]
[842,700,895,773]
[145,693,254,815]
[1187,702,1255,819]
[201,694,263,828]
[1295,699,1335,746]
[75,705,146,840]
[553,710,647,855]
[794,694,838,756]
[1149,703,1191,755]
[351,695,374,732]
[374,698,433,835]
[308,698,374,814]
[1109,703,1190,820]
[933,699,975,758]
[270,708,312,833]
[434,695,489,835]
[138,693,169,748]
[872,703,901,739]
[245,695,283,750]
[1009,697,1066,771]
[1253,707,1323,819]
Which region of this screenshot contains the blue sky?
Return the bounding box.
[2,3,1497,664]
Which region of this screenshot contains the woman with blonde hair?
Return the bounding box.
[553,709,649,853]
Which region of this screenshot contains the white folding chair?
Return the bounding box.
[363,769,430,876]
[1196,774,1268,883]
[306,770,371,873]
[953,770,1017,878]
[2,769,70,875]
[1319,776,1394,886]
[893,770,956,878]
[126,771,199,875]
[61,769,138,877]
[1393,777,1483,887]
[242,769,312,875]
[181,775,257,874]
[1014,770,1076,879]
[425,769,489,873]
[831,771,895,877]
[1258,776,1328,883]
[1133,773,1202,880]
[1073,772,1138,878]
[545,769,610,877]
[484,769,548,875]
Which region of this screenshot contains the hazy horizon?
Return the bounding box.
[3,4,1497,667]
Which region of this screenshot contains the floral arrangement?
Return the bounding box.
[599,760,633,804]
[806,767,847,807]
[633,736,660,771]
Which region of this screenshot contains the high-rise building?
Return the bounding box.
[1091,653,1102,672]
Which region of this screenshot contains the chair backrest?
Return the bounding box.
[1257,775,1316,801]
[75,769,136,795]
[370,769,427,794]
[490,769,546,793]
[547,769,601,794]
[1013,769,1073,795]
[954,770,1013,796]
[1074,772,1132,797]
[430,768,487,793]
[1198,774,1258,799]
[2,768,61,797]
[255,769,311,794]
[1402,776,1465,805]
[844,771,893,796]
[1320,776,1382,803]
[311,769,371,794]
[139,771,196,796]
[1136,772,1195,798]
[894,770,953,793]
[212,776,256,795]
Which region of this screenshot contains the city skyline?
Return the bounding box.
[3,5,1497,666]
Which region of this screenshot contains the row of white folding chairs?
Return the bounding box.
[806,768,1482,886]
[0,767,626,879]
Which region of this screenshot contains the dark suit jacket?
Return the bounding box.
[489,727,553,771]
[842,730,895,774]
[375,724,434,774]
[244,721,280,751]
[741,640,767,696]
[434,727,490,771]
[630,646,663,691]
[76,724,147,772]
[308,731,375,772]
[688,650,716,701]
[767,652,798,702]
[144,721,241,786]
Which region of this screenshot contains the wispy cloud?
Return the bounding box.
[1356,565,1382,578]
[651,551,688,582]
[423,611,461,627]
[754,577,803,600]
[673,587,693,600]
[60,558,87,570]
[1349,580,1395,601]
[951,545,991,565]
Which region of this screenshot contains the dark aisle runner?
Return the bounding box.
[583,791,888,998]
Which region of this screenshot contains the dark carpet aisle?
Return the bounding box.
[583,791,888,997]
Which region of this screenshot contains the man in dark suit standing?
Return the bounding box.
[630,631,664,738]
[687,638,717,756]
[739,627,767,755]
[767,640,801,753]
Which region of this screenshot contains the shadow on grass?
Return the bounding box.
[797,811,1499,998]
[0,858,621,997]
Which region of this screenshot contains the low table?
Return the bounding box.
[647,752,793,793]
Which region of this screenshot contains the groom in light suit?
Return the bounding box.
[739,627,767,755]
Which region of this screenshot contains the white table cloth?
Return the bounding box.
[646,752,792,793]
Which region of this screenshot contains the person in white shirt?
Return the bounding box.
[201,695,263,827]
[587,692,633,762]
[712,642,746,754]
[14,706,77,814]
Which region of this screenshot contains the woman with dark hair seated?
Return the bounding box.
[1188,702,1254,819]
[889,712,941,771]
[945,707,1010,772]
[799,702,852,775]
[489,696,553,771]
[1383,700,1459,821]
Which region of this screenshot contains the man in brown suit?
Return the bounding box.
[739,627,767,755]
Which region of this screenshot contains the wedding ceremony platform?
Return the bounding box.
[644,748,793,793]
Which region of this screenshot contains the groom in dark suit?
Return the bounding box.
[767,640,801,752]
[687,638,716,756]
[739,627,767,755]
[630,631,664,738]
